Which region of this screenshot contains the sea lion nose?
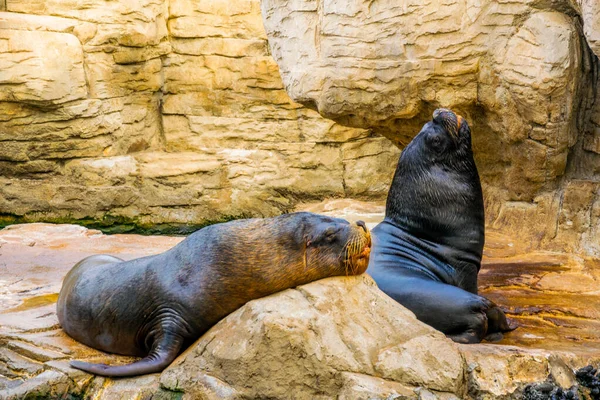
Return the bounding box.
[433,108,456,124]
[432,108,460,140]
[356,220,367,232]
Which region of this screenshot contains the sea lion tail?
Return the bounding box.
[70,334,183,377]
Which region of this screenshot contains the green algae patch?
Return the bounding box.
[0,212,254,236]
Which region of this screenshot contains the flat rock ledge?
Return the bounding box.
[1,275,599,400]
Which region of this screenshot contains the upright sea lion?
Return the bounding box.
[367,108,515,343]
[57,212,371,377]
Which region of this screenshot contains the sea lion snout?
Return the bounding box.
[432,108,462,140]
[303,217,371,276]
[343,222,371,275]
[432,108,458,123]
[350,220,371,247]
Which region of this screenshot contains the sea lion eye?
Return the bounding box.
[324,228,338,241]
[306,226,338,247]
[318,227,339,244]
[428,134,444,151]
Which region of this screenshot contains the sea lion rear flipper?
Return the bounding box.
[485,303,518,333]
[70,333,183,377]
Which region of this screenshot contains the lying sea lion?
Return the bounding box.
[57,212,371,377]
[367,108,516,343]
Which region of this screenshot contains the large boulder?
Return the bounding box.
[161,275,465,399]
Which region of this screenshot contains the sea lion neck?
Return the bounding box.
[384,138,485,264]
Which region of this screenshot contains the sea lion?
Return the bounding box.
[57,212,371,377]
[367,108,516,344]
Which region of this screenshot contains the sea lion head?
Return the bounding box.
[304,216,372,276]
[385,108,484,262]
[400,108,473,168]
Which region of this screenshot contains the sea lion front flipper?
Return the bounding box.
[70,332,184,377]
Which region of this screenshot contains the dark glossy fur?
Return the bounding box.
[367,109,515,343]
[58,212,370,377]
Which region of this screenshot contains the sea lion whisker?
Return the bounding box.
[340,239,355,276]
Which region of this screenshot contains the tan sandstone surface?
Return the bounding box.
[1,201,600,399]
[261,0,600,257]
[0,1,399,232]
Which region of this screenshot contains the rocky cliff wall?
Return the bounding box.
[262,0,600,256]
[0,1,399,232]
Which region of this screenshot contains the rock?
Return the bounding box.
[85,374,163,400]
[342,136,401,197]
[161,275,462,399]
[158,274,600,399]
[261,0,590,136]
[461,345,579,398]
[0,370,74,400]
[337,373,416,400]
[575,364,600,399]
[579,0,600,57]
[375,335,465,393]
[0,29,87,107]
[0,348,45,379]
[522,381,578,400]
[0,1,398,232]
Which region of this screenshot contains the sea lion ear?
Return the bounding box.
[457,116,470,137]
[456,116,472,148]
[304,233,312,247]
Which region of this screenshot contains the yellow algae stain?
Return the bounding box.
[3,293,59,313]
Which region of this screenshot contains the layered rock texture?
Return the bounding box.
[2,221,600,399]
[262,0,600,256]
[0,1,399,232]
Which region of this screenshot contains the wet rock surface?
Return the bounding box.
[1,203,600,398]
